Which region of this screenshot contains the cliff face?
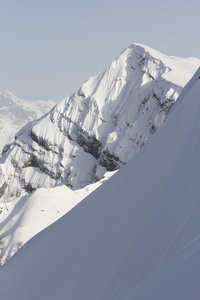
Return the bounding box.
[0,44,199,199]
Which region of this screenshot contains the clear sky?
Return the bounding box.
[1,0,200,102]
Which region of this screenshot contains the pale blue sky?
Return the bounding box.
[1,0,200,102]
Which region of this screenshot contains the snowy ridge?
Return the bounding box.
[0,67,200,299]
[0,90,55,154]
[0,44,199,200]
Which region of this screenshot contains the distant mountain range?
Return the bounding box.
[0,90,55,154]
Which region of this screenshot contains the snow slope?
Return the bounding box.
[0,90,55,154]
[0,68,200,299]
[122,235,200,300]
[0,44,199,200]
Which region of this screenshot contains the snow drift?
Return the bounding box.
[0,67,200,299]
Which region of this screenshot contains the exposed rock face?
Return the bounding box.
[0,43,199,199]
[0,182,7,198]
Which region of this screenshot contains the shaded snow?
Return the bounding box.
[0,68,200,299]
[122,235,200,300]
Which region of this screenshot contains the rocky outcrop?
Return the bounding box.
[0,182,7,198]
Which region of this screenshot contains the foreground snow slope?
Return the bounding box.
[0,90,55,154]
[0,68,200,299]
[0,170,115,266]
[0,43,199,200]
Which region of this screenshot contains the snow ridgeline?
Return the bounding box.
[0,67,200,300]
[0,43,199,200]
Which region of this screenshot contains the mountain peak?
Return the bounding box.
[1,89,18,100]
[0,44,199,195]
[0,44,200,266]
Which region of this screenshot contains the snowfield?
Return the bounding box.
[0,64,200,299]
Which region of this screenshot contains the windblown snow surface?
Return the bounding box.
[0,66,200,299]
[0,43,200,266]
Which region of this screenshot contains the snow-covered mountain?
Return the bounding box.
[0,67,200,300]
[0,43,199,266]
[0,90,55,154]
[0,44,199,201]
